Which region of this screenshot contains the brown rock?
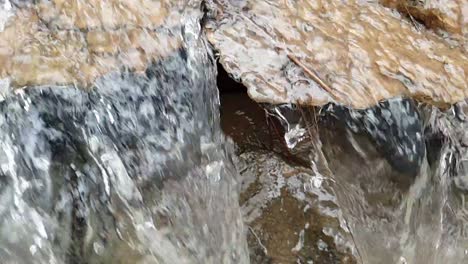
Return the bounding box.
[381,0,466,36]
[0,1,187,88]
[36,0,168,30]
[207,0,468,109]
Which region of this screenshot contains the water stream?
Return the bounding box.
[0,6,249,262]
[1,0,468,263]
[316,101,468,263]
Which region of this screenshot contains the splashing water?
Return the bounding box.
[264,99,468,263]
[0,6,249,263]
[1,0,468,264]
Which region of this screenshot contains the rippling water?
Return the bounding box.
[208,0,468,262]
[0,5,249,262]
[263,100,468,263]
[1,0,468,264]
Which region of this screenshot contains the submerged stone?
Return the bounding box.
[235,151,356,264]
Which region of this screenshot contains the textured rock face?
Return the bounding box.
[2,0,466,109]
[206,0,468,109]
[36,0,168,30]
[0,0,195,87]
[381,0,467,45]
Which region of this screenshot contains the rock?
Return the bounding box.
[36,0,168,30]
[206,0,468,109]
[0,0,195,87]
[381,0,467,52]
[454,162,468,191]
[236,151,357,264]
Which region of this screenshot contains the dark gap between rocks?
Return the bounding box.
[215,61,357,264]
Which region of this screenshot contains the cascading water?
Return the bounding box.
[0,5,249,262]
[263,100,468,263]
[1,0,468,263]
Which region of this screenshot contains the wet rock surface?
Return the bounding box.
[0,0,196,87]
[206,0,468,109]
[1,0,468,263]
[219,86,468,263]
[381,0,467,51]
[238,152,356,264]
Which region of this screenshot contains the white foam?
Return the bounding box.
[0,0,13,32]
[0,78,10,102]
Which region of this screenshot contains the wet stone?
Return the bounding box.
[381,0,467,46]
[0,0,192,87]
[237,151,356,264]
[206,0,468,109]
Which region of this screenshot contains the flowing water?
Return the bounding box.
[317,102,468,263]
[0,2,249,263]
[254,99,468,264]
[1,0,468,264]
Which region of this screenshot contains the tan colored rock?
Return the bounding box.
[0,9,87,87]
[207,0,468,109]
[381,0,466,35]
[381,0,467,54]
[0,1,186,88]
[36,0,168,30]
